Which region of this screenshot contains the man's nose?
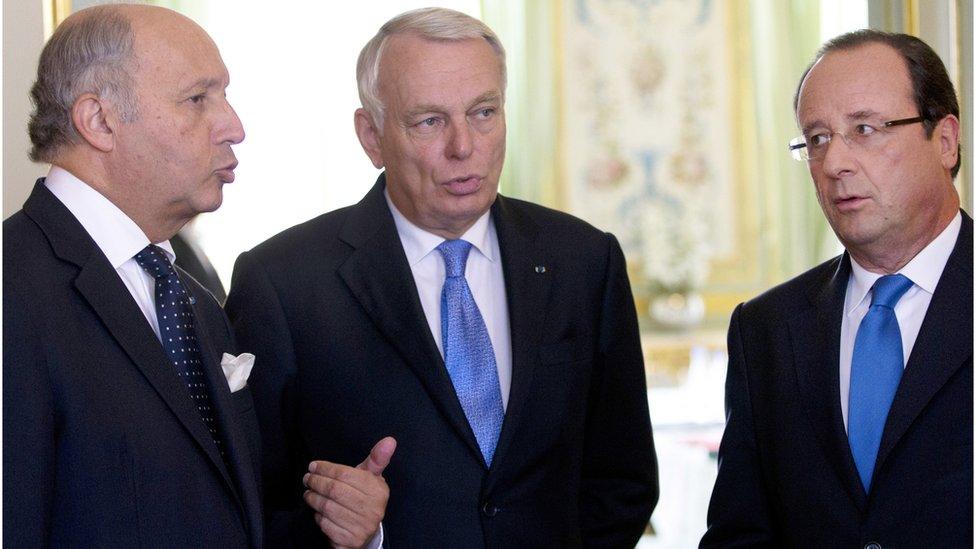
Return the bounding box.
[446,119,473,160]
[215,98,245,145]
[819,133,857,178]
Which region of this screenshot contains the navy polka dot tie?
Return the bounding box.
[135,245,226,459]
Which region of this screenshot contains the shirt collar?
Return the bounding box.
[43,165,175,268]
[384,188,496,265]
[847,211,961,313]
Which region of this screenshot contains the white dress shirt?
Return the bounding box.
[385,190,513,409]
[44,166,175,341]
[839,212,962,428]
[47,166,385,548]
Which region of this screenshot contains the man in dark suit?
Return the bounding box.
[4,5,389,547]
[702,30,971,547]
[225,7,658,547]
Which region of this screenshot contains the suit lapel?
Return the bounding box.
[486,196,551,474]
[336,176,484,463]
[875,213,973,472]
[23,183,245,513]
[187,279,263,544]
[789,255,867,509]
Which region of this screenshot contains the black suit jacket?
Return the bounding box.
[225,175,658,548]
[3,182,264,547]
[701,213,973,548]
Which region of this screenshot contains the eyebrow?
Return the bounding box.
[847,109,880,121]
[404,91,502,118]
[801,109,883,134]
[178,77,224,96]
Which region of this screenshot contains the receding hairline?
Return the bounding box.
[375,31,504,89]
[795,42,914,117]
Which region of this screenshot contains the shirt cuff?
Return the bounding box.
[363,523,383,549]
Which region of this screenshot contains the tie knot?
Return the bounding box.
[870,274,913,309]
[134,244,175,280]
[437,239,473,278]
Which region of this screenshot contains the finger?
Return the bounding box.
[313,510,361,549]
[357,436,397,476]
[305,490,375,536]
[304,472,372,512]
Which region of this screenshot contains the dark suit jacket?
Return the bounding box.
[225,175,658,548]
[701,213,973,548]
[3,182,264,547]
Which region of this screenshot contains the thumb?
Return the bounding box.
[357,436,397,476]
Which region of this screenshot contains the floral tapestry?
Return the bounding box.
[560,0,734,295]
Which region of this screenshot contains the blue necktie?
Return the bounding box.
[848,273,914,491]
[135,245,226,459]
[437,239,505,466]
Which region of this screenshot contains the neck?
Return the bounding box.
[54,154,183,244]
[848,206,958,274]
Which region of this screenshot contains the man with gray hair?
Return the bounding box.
[226,7,659,547]
[4,5,391,547]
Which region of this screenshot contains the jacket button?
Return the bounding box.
[482,502,499,517]
[864,543,881,549]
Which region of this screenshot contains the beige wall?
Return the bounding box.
[3,0,47,219]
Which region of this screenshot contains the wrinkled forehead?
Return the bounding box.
[797,43,915,125]
[379,34,503,89]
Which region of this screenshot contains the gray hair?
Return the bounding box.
[28,5,139,163]
[356,7,506,130]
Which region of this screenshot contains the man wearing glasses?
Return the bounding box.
[702,30,971,547]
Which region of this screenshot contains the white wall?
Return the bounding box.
[3,0,48,219]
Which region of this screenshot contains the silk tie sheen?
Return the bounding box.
[437,239,505,466]
[135,245,226,459]
[848,273,914,491]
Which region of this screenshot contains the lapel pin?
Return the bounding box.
[534,265,546,274]
[189,296,197,305]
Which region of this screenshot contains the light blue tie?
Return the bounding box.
[437,239,505,466]
[848,273,914,491]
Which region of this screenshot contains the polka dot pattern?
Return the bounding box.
[135,245,227,460]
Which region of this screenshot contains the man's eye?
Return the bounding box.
[419,117,439,127]
[189,94,206,104]
[476,108,494,119]
[808,133,830,147]
[854,123,877,136]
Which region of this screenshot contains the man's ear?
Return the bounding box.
[70,93,116,153]
[936,114,960,172]
[354,108,385,169]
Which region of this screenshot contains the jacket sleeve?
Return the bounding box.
[3,283,56,547]
[225,250,322,547]
[579,233,659,547]
[700,304,776,548]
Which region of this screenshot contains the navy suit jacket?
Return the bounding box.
[3,182,264,547]
[702,213,973,547]
[225,175,658,548]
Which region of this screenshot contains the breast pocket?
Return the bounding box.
[231,386,262,471]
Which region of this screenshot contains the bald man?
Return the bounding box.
[3,5,390,547]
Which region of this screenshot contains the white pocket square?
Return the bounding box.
[221,352,255,393]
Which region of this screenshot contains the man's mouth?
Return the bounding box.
[214,160,239,183]
[442,175,483,195]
